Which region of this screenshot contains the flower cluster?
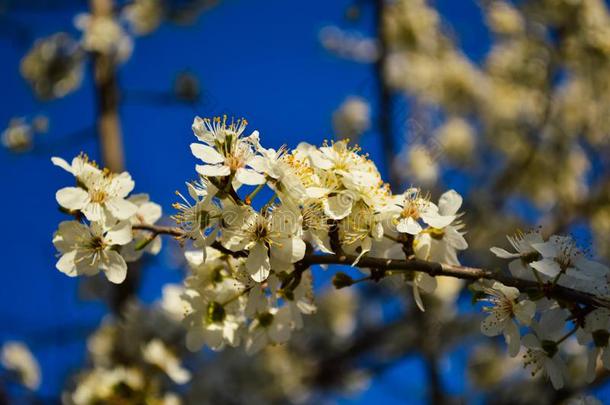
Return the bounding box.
[20,33,84,100]
[50,116,610,392]
[18,0,172,102]
[478,231,610,388]
[51,116,467,354]
[63,300,187,405]
[170,115,468,349]
[52,154,162,284]
[491,230,610,297]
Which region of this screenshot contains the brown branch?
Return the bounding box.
[373,0,398,191]
[89,0,130,313]
[91,0,124,172]
[133,223,184,237]
[134,223,610,310]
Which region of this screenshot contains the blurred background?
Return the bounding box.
[2,0,610,403]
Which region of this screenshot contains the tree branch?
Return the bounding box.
[91,0,124,173]
[132,223,610,310]
[90,0,132,314]
[373,0,398,191]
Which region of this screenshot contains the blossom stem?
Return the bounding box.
[245,183,265,205]
[221,286,253,306]
[133,223,184,237]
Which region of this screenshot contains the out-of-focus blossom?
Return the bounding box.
[20,33,84,100]
[123,0,164,35]
[332,96,371,140]
[320,26,379,62]
[75,13,133,63]
[399,145,439,186]
[435,117,475,162]
[468,345,520,389]
[566,395,603,405]
[142,339,191,384]
[1,341,41,390]
[486,1,525,35]
[70,366,144,404]
[2,118,33,152]
[2,115,49,153]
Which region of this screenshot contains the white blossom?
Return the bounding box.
[190,116,265,187]
[173,179,225,259]
[531,235,609,283]
[393,188,455,235]
[490,229,544,281]
[222,206,305,282]
[245,307,293,355]
[53,220,132,283]
[74,13,133,62]
[416,189,467,265]
[522,309,569,389]
[478,282,535,357]
[53,155,138,223]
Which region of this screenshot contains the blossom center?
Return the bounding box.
[90,189,107,203]
[401,201,420,219]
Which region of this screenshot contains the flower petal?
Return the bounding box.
[545,358,564,389]
[100,250,127,284]
[422,213,455,229]
[480,313,503,337]
[105,221,133,246]
[82,202,104,222]
[56,187,89,211]
[56,250,79,277]
[109,172,135,197]
[185,330,206,352]
[515,300,536,326]
[490,247,520,259]
[106,198,138,220]
[272,237,306,264]
[530,258,561,278]
[246,242,270,282]
[51,156,73,173]
[438,190,462,216]
[323,194,353,220]
[396,217,422,235]
[236,168,266,185]
[190,143,225,164]
[196,164,231,177]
